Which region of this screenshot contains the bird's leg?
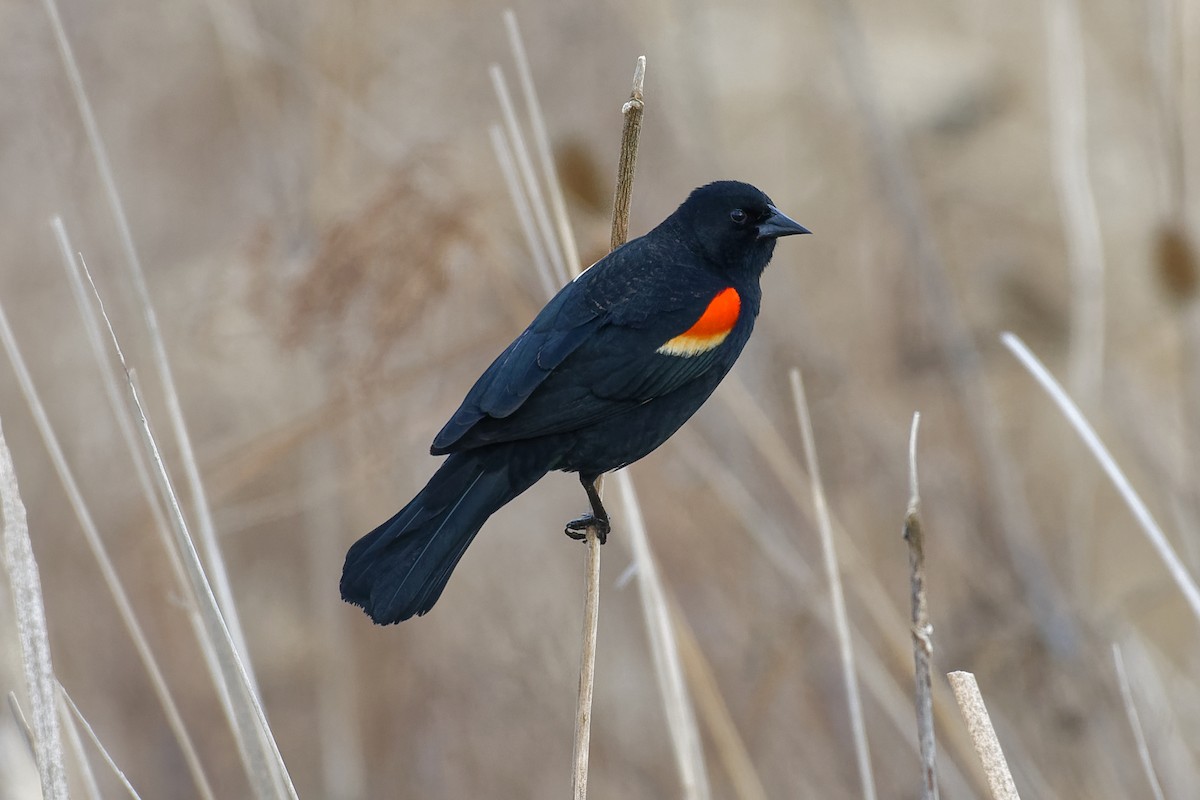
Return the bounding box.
[564,474,610,544]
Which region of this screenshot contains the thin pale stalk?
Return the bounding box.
[40,0,261,703]
[1111,645,1167,800]
[490,65,569,286]
[58,691,103,800]
[503,9,581,271]
[1001,332,1200,623]
[1044,0,1106,599]
[570,533,601,800]
[7,691,36,760]
[81,263,296,799]
[0,417,69,799]
[1044,0,1106,400]
[610,57,645,252]
[490,125,558,299]
[790,368,877,800]
[669,600,770,800]
[46,223,218,800]
[947,672,1021,800]
[569,54,648,798]
[51,219,180,589]
[60,685,142,799]
[304,439,367,800]
[904,413,939,800]
[618,473,711,799]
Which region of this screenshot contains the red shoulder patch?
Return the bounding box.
[656,287,741,357]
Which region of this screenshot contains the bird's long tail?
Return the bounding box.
[341,448,546,624]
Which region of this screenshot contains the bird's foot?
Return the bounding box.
[564,513,609,545]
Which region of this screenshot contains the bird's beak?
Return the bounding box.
[757,205,812,239]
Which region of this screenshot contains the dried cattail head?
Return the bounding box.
[1153,222,1198,304]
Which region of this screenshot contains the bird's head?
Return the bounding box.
[665,181,810,278]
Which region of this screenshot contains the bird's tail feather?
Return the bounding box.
[340,449,544,624]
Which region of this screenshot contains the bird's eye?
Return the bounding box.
[730,208,747,224]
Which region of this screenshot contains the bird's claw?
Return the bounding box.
[564,514,609,545]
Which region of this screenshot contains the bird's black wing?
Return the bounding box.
[432,240,736,454]
[430,268,606,454]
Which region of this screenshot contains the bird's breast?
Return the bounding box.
[655,286,741,358]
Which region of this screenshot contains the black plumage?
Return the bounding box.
[341,180,809,624]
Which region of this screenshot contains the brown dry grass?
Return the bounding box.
[1,0,1199,798]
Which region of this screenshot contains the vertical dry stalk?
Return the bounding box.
[1044,0,1106,400]
[60,685,143,799]
[610,57,646,252]
[617,472,711,799]
[670,600,770,800]
[570,528,601,800]
[503,10,581,269]
[491,64,570,287]
[790,368,877,800]
[0,418,69,799]
[1111,645,1167,800]
[489,124,559,299]
[904,413,939,800]
[571,55,648,800]
[1044,0,1106,599]
[947,672,1020,800]
[58,689,104,800]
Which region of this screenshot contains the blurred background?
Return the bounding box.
[1,0,1198,797]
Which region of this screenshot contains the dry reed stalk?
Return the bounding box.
[6,691,35,759]
[80,261,296,800]
[503,10,581,269]
[40,0,261,704]
[58,690,103,800]
[1044,0,1106,599]
[790,367,877,800]
[51,220,190,593]
[43,220,217,800]
[1110,633,1200,795]
[0,417,68,799]
[490,124,559,300]
[51,218,174,550]
[617,473,711,799]
[946,672,1020,800]
[669,599,771,800]
[60,684,142,799]
[1111,644,1167,800]
[573,55,648,800]
[491,64,570,287]
[610,57,645,252]
[904,413,939,800]
[1044,0,1106,401]
[304,438,367,800]
[1001,332,1200,623]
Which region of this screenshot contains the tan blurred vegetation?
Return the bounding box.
[2,0,1199,797]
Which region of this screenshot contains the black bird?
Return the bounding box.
[341,181,810,624]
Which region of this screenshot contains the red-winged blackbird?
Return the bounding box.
[341,181,809,624]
